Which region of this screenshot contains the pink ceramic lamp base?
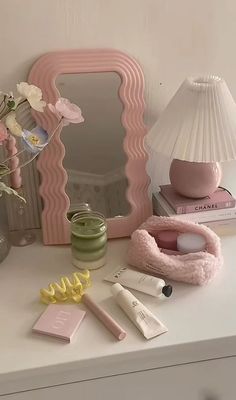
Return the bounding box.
[169,159,222,199]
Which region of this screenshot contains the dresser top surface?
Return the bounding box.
[1,233,236,393]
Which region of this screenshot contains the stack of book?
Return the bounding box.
[153,184,236,235]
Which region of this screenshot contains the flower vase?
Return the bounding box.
[0,194,11,263]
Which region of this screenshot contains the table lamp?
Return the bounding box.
[146,75,236,198]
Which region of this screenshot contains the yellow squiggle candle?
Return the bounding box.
[40,270,91,304]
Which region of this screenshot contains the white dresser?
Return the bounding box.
[0,234,236,399]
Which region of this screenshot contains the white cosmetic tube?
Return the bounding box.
[111,283,168,340]
[105,267,172,298]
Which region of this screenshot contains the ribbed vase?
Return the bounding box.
[0,194,11,263]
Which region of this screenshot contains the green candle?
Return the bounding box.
[71,211,107,270]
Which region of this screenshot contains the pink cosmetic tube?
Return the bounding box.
[82,293,126,340]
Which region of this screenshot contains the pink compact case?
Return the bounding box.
[32,304,86,342]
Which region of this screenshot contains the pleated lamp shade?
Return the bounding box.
[146,75,236,162]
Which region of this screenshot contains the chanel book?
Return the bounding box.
[158,185,236,214]
[32,304,86,342]
[152,192,236,223]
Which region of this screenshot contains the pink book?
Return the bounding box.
[32,304,86,342]
[159,185,236,214]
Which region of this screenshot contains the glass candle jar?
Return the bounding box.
[71,211,107,270]
[67,203,91,222]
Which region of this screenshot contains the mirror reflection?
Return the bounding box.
[56,72,131,218]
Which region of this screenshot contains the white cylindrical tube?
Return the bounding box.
[105,267,172,298]
[111,283,168,340]
[83,293,126,341]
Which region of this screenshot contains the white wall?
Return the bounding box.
[1,0,236,194]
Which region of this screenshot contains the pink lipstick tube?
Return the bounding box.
[82,293,126,340]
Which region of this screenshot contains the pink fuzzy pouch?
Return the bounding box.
[127,216,223,285]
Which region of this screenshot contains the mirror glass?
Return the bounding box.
[56,72,131,219]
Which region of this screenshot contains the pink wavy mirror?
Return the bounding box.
[28,49,152,245]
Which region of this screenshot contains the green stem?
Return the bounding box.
[3,152,39,177]
[0,103,8,119]
[46,118,63,145]
[0,98,28,120]
[0,96,7,113]
[2,148,26,164]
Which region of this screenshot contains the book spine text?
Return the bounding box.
[176,200,236,214]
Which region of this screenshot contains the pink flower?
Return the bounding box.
[0,122,8,145]
[48,98,84,126]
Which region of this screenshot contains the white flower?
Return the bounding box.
[5,112,23,137]
[17,82,46,112]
